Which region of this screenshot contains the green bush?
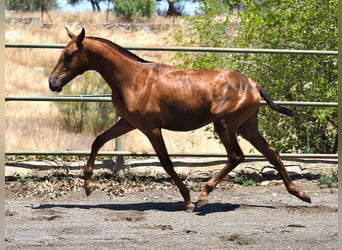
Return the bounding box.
[5,0,57,11]
[56,72,115,136]
[232,0,337,153]
[318,170,338,188]
[113,0,155,20]
[233,171,258,186]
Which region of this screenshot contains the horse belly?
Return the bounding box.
[160,105,212,131]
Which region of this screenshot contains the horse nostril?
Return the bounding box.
[50,85,62,92]
[49,79,62,92]
[49,80,55,91]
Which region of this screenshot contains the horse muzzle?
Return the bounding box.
[48,74,64,92]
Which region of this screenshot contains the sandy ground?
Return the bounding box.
[5,177,338,249]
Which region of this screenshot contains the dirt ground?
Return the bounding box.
[5,175,338,250]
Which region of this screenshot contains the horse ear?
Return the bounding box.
[76,28,85,46]
[65,27,75,39]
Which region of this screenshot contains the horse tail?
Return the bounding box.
[257,84,295,116]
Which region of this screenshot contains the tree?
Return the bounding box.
[67,0,103,12]
[5,0,57,11]
[174,0,338,153]
[113,0,155,21]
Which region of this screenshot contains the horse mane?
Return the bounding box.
[87,36,150,63]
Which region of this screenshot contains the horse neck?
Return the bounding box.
[85,39,142,90]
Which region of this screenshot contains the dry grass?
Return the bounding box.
[5,11,253,154]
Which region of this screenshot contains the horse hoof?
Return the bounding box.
[196,199,208,208]
[185,203,195,213]
[301,192,311,203]
[85,184,100,196]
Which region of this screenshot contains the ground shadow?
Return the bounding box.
[33,201,276,215]
[196,203,276,216]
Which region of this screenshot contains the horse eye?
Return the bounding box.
[64,52,73,65]
[65,52,73,60]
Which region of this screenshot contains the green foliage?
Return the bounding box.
[56,72,115,136]
[173,0,338,153]
[19,175,39,184]
[113,0,155,20]
[318,170,338,188]
[5,0,58,11]
[173,0,232,69]
[233,0,337,153]
[233,171,257,186]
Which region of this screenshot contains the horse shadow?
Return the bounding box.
[33,201,275,216]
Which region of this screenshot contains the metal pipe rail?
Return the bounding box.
[5,95,338,108]
[5,43,338,55]
[5,95,112,103]
[4,150,338,159]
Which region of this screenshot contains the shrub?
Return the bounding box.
[173,0,337,153]
[318,170,338,188]
[5,0,57,11]
[56,72,115,136]
[113,0,155,21]
[233,171,258,186]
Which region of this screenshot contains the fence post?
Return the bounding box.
[114,113,125,175]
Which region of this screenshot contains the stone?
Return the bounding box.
[285,165,302,177]
[261,167,277,178]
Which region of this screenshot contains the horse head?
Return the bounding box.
[49,27,88,92]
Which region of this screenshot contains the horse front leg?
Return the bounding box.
[146,128,195,212]
[84,118,134,196]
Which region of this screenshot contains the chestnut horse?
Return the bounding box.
[49,28,311,211]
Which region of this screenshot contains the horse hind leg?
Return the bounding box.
[238,116,311,203]
[198,120,245,208]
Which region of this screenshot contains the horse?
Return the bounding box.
[49,28,311,211]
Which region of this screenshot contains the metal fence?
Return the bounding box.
[5,43,338,163]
